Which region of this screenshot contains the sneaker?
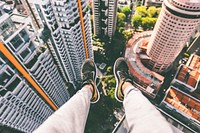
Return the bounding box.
[113,57,133,102]
[81,59,100,103]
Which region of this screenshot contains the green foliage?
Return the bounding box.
[106,66,112,74]
[141,17,157,30]
[108,78,116,87]
[104,75,121,108]
[132,6,161,31]
[184,53,190,57]
[130,3,133,10]
[137,0,142,6]
[122,30,133,41]
[92,34,97,39]
[117,12,126,28]
[147,6,157,18]
[108,88,115,100]
[118,6,122,12]
[118,27,125,33]
[87,4,91,11]
[92,35,104,47]
[131,15,142,30]
[104,75,116,100]
[156,7,162,16]
[104,31,126,64]
[136,6,147,17]
[121,6,132,17]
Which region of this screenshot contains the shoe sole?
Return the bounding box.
[113,58,124,102]
[81,59,100,103]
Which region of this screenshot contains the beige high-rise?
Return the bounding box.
[147,0,200,72]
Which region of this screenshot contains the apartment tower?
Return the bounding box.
[20,0,93,86]
[0,6,70,132]
[147,0,200,72]
[93,0,118,39]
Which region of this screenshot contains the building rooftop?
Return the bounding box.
[187,54,200,72]
[173,54,200,93]
[159,86,200,132]
[174,65,200,92]
[125,31,164,99]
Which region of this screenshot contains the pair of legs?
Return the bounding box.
[34,58,173,133]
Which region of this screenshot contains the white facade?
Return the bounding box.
[93,0,118,38]
[22,0,93,85]
[147,0,200,72]
[0,12,70,132]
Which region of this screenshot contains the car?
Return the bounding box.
[99,63,107,71]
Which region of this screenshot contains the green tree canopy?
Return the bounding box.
[117,12,126,27]
[108,88,115,100]
[118,6,122,12]
[132,6,161,31]
[136,6,147,17]
[116,12,126,32]
[147,6,157,18]
[106,66,112,74]
[121,6,132,17]
[141,17,157,30]
[123,30,133,41]
[131,15,142,30]
[156,7,162,17]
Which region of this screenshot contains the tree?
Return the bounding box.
[117,12,126,28]
[147,6,157,18]
[150,18,157,28]
[141,17,151,30]
[108,88,115,100]
[118,27,125,33]
[156,7,162,17]
[104,31,126,64]
[131,15,142,30]
[123,30,133,41]
[106,66,112,74]
[121,6,132,18]
[136,6,147,17]
[141,17,157,30]
[118,6,121,12]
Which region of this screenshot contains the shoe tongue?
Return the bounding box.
[83,71,94,81]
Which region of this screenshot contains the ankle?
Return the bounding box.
[122,82,133,93]
[83,84,93,93]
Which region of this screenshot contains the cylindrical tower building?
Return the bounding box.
[147,0,200,72]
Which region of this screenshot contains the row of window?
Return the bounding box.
[171,0,200,10]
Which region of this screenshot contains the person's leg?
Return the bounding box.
[33,85,92,133]
[123,83,173,133]
[34,59,100,133]
[114,57,173,133]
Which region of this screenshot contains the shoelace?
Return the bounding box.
[118,70,129,80]
[82,71,94,81]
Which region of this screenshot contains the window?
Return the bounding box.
[20,49,30,60]
[10,35,23,50]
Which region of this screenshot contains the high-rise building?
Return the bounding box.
[93,0,118,39]
[0,8,70,132]
[147,0,200,72]
[20,0,93,86]
[144,0,163,7]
